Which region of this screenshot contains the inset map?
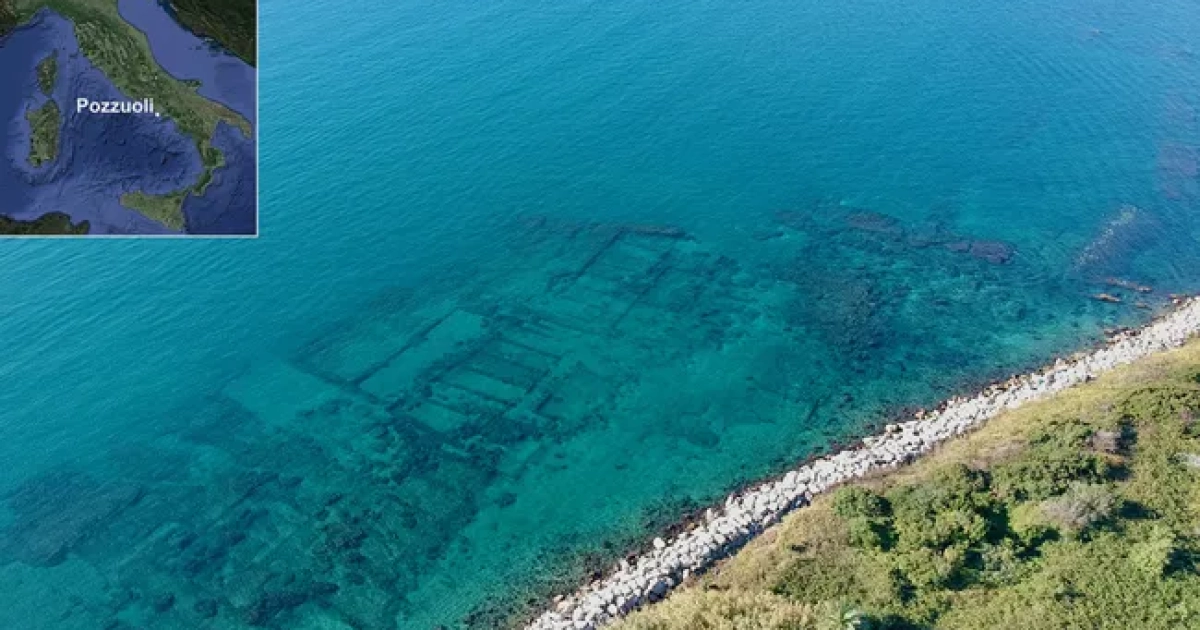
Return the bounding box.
[1,0,256,236]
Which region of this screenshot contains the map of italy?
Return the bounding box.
[0,0,256,235]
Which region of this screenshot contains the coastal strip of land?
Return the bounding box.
[0,211,88,234]
[527,296,1200,630]
[618,330,1200,629]
[0,0,17,34]
[166,0,256,65]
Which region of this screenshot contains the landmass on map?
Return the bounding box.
[168,0,255,65]
[0,0,17,34]
[0,211,89,234]
[0,0,257,236]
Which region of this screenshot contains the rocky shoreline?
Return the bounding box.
[526,296,1200,630]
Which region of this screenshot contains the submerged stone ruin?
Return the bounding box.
[0,207,1180,629]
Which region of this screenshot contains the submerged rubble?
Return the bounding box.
[0,208,1187,629]
[526,297,1200,630]
[1072,204,1160,278]
[0,471,143,567]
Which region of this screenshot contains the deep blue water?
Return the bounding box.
[0,0,1198,628]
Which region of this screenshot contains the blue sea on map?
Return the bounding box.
[0,2,255,234]
[0,0,1198,628]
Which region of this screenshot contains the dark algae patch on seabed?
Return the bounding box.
[617,339,1200,630]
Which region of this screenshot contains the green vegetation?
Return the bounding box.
[120,142,224,228]
[120,189,187,230]
[193,140,225,194]
[0,211,89,235]
[13,0,251,223]
[617,340,1200,630]
[169,0,256,65]
[36,51,56,94]
[25,100,60,167]
[0,0,18,36]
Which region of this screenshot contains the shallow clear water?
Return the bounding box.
[1,0,1198,628]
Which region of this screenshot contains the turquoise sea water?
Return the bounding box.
[2,0,1199,627]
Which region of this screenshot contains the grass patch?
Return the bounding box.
[615,339,1200,630]
[617,589,818,630]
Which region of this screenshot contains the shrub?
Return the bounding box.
[888,465,994,552]
[928,509,990,549]
[928,464,991,511]
[1028,419,1093,451]
[832,487,890,520]
[992,447,1109,502]
[815,601,871,630]
[1129,526,1178,578]
[976,540,1024,586]
[1120,387,1200,422]
[1038,483,1116,537]
[845,517,890,551]
[1008,503,1054,548]
[893,545,966,590]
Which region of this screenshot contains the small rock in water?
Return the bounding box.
[968,240,1015,264]
[193,598,218,619]
[0,471,143,567]
[1105,277,1153,293]
[152,592,175,613]
[845,211,904,238]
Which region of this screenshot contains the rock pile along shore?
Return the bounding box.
[526,297,1200,630]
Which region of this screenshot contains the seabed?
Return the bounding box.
[0,205,1179,629]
